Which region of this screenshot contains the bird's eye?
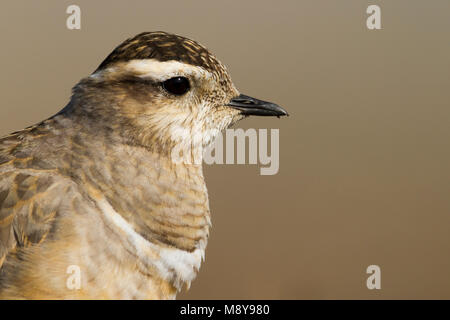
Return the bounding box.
[162,77,190,95]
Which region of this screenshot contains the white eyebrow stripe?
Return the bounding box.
[122,59,212,81]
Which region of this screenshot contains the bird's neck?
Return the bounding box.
[52,112,211,293]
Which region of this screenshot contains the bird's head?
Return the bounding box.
[69,31,288,158]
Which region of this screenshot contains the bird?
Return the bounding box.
[0,31,288,299]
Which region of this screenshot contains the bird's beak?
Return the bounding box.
[226,94,289,117]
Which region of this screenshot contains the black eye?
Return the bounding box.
[162,77,190,95]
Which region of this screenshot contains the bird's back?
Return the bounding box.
[0,122,78,298]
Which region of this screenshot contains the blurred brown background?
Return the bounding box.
[0,0,449,299]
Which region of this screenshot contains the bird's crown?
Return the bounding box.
[95,31,228,78]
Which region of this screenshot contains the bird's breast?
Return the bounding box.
[72,146,212,296]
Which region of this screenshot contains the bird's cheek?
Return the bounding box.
[228,109,246,126]
[216,113,242,131]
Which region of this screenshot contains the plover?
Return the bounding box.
[0,31,287,299]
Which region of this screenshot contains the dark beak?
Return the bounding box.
[226,94,289,117]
